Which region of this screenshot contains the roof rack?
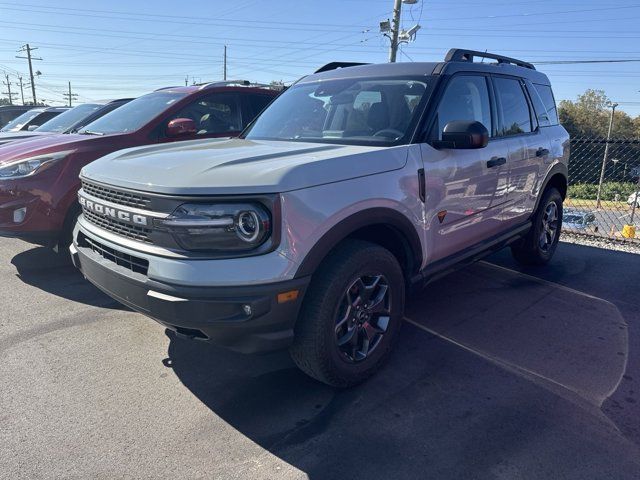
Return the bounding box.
[154,80,254,92]
[315,62,370,74]
[197,80,252,90]
[444,48,535,70]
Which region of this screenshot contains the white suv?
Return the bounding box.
[72,49,570,387]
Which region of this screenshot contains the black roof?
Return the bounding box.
[308,48,551,85]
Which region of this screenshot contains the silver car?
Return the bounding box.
[71,50,570,387]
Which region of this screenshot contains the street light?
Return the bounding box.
[595,102,618,209]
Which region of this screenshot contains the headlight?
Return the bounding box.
[156,203,271,251]
[0,151,72,179]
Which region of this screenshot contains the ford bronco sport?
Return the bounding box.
[72,50,569,387]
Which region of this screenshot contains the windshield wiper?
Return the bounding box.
[79,130,104,136]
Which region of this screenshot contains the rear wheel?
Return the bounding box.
[290,240,405,387]
[511,187,563,265]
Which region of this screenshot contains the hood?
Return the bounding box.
[81,138,408,195]
[0,130,55,146]
[0,133,117,165]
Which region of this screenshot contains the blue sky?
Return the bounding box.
[1,0,639,116]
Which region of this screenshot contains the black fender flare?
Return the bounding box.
[533,162,568,213]
[294,207,423,279]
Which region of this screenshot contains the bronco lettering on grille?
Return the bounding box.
[79,193,149,226]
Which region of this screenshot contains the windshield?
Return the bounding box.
[35,104,102,133]
[78,92,186,135]
[0,110,41,132]
[244,76,431,146]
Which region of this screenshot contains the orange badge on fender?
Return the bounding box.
[437,210,447,223]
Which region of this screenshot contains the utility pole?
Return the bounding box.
[596,102,618,209]
[223,45,227,81]
[16,44,42,105]
[381,0,420,63]
[388,0,402,63]
[185,76,189,86]
[2,74,17,104]
[17,76,25,105]
[62,81,78,107]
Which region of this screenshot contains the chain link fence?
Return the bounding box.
[566,136,640,242]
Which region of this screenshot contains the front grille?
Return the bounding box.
[81,180,152,210]
[83,208,152,244]
[80,233,149,275]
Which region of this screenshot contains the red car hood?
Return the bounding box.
[0,133,121,165]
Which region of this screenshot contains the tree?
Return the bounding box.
[0,98,10,106]
[558,89,637,138]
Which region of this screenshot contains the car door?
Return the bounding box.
[158,92,243,143]
[420,74,510,263]
[492,76,550,226]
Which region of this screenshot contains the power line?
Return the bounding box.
[534,59,640,65]
[0,2,377,29]
[0,5,375,34]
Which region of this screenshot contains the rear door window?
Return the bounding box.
[533,84,559,126]
[493,77,533,136]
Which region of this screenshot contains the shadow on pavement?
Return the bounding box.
[11,246,122,309]
[405,261,628,407]
[166,245,640,479]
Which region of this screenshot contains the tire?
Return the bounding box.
[290,239,405,388]
[56,203,81,259]
[511,187,563,266]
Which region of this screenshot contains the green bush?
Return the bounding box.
[568,182,638,201]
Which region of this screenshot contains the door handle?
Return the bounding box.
[417,168,425,202]
[536,147,550,157]
[487,157,506,168]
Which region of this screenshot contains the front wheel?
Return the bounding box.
[290,240,405,387]
[56,203,81,259]
[511,187,563,265]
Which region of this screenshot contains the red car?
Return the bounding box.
[0,82,279,250]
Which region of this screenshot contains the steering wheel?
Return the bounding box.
[373,128,404,139]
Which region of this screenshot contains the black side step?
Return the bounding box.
[410,222,531,292]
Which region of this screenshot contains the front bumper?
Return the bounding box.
[71,229,310,354]
[0,182,61,245]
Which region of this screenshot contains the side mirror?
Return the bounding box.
[27,125,39,131]
[166,118,197,137]
[434,120,489,149]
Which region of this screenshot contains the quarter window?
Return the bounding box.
[494,77,533,136]
[533,84,559,126]
[433,75,492,140]
[525,81,551,127]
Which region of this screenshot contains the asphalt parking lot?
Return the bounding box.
[1,238,639,479]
